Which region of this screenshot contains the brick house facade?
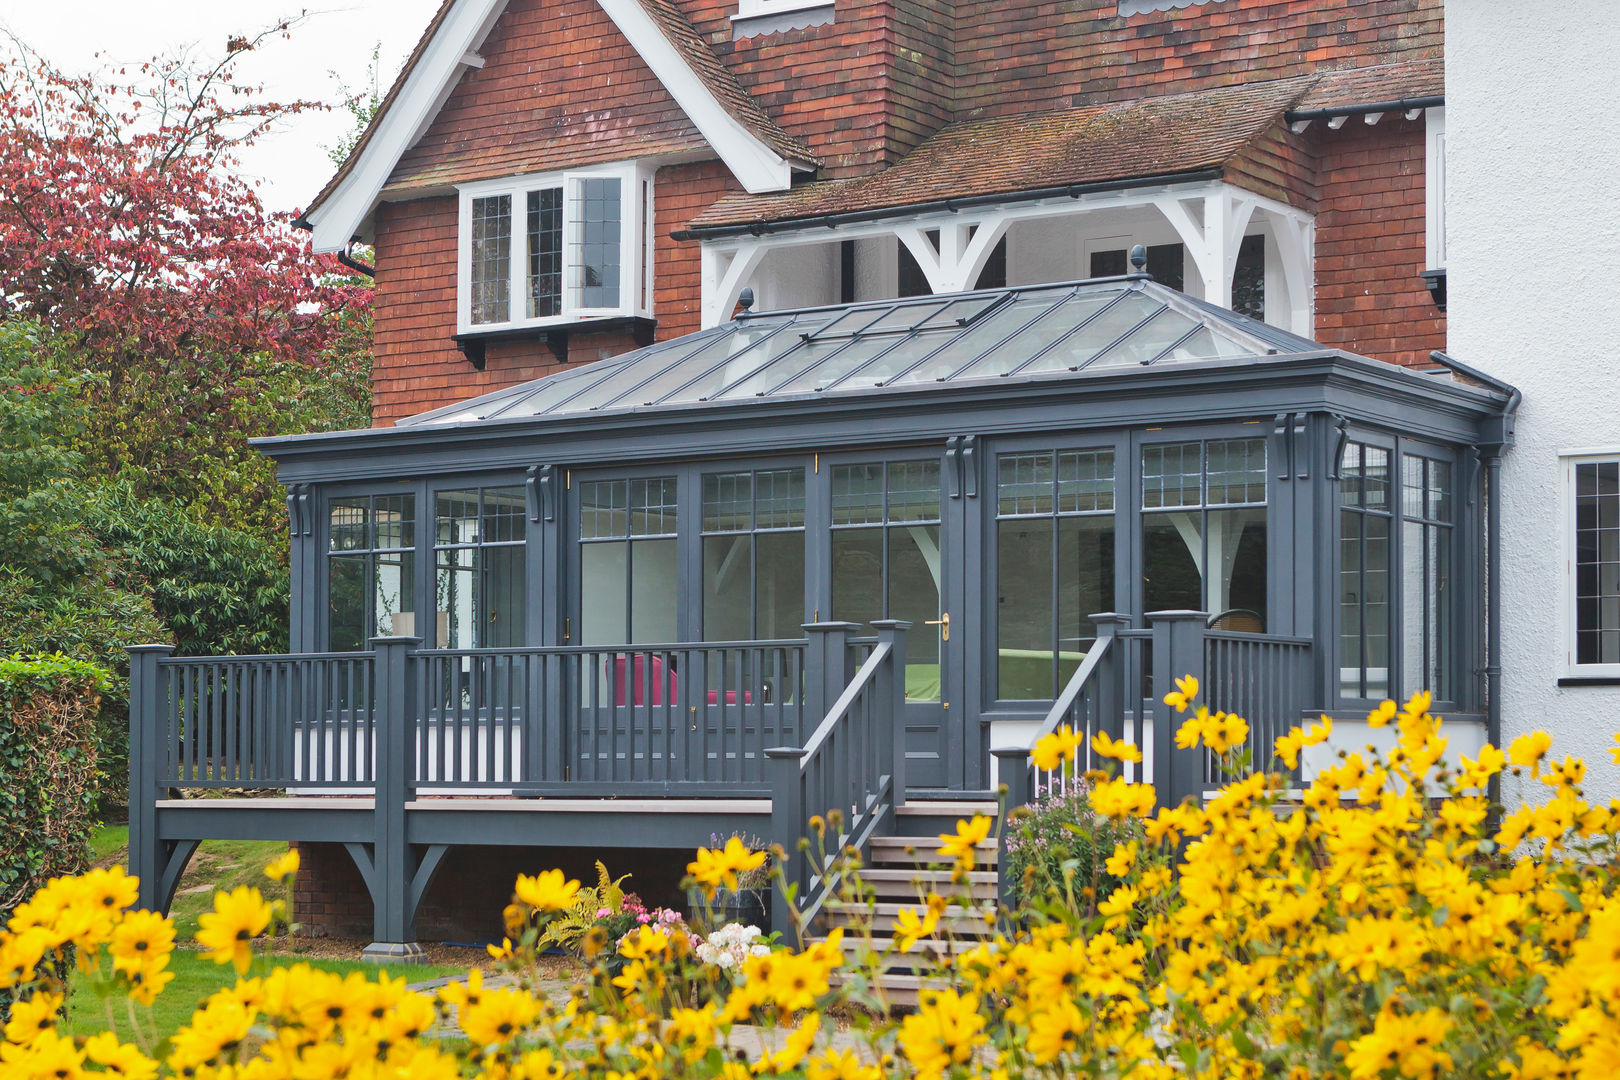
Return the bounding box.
[290,0,1449,937]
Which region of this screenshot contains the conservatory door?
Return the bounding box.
[826,455,962,790]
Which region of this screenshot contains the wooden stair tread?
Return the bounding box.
[825,900,995,917]
[859,868,997,884]
[895,801,999,817]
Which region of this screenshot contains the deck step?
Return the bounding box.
[823,934,988,959]
[822,901,996,934]
[868,835,998,868]
[828,970,952,1009]
[857,868,998,899]
[895,800,1000,818]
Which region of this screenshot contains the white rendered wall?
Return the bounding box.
[1447,1,1620,803]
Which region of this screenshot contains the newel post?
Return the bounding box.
[765,745,807,943]
[1089,614,1131,745]
[991,746,1033,915]
[365,636,425,963]
[1147,610,1208,812]
[801,622,858,726]
[127,644,174,911]
[870,620,910,815]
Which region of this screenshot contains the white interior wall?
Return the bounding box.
[1447,0,1620,804]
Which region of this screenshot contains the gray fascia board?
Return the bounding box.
[257,352,1508,485]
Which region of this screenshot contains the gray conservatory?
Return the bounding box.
[126,273,1515,951]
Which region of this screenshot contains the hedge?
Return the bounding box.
[0,653,111,919]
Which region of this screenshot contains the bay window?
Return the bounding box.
[459,163,653,333]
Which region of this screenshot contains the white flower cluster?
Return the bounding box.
[693,922,770,972]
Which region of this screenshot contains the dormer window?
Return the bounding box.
[457,163,654,334]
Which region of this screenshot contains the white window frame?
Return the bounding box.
[1425,107,1446,272]
[456,161,655,335]
[1562,448,1620,678]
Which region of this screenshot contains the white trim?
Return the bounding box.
[697,180,1316,332]
[305,0,510,253]
[1425,107,1447,271]
[456,162,655,335]
[594,0,796,194]
[1561,448,1620,678]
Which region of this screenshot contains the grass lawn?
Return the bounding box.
[63,949,470,1044]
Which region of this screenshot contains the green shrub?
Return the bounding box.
[1002,781,1142,917]
[0,654,112,918]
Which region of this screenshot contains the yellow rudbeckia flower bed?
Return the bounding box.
[5,684,1620,1079]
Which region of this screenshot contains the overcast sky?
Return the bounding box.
[2,1,445,214]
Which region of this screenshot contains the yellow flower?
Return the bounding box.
[899,989,987,1079]
[1089,777,1157,820]
[938,816,992,871]
[807,1047,882,1080]
[1098,885,1140,929]
[1092,730,1142,764]
[195,885,272,975]
[1104,841,1138,877]
[459,986,541,1046]
[1163,674,1198,713]
[263,849,301,882]
[895,903,941,954]
[687,837,767,894]
[4,990,62,1046]
[1509,730,1553,776]
[109,909,175,978]
[1027,1000,1086,1064]
[83,1031,158,1080]
[756,1012,819,1074]
[514,868,582,911]
[1368,699,1398,728]
[1032,725,1082,771]
[1344,1008,1453,1080]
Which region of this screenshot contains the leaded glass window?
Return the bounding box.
[470,195,511,325]
[527,188,563,319]
[573,177,621,309]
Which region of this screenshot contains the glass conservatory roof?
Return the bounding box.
[401,278,1325,428]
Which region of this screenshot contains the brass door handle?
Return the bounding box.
[925,613,950,641]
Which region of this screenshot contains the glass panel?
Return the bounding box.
[1142,443,1203,509]
[483,545,526,648]
[436,490,479,545]
[999,453,1055,517]
[1011,297,1165,375]
[1340,510,1391,700]
[482,487,526,544]
[1143,514,1204,612]
[755,469,805,529]
[1058,515,1114,669]
[914,296,1004,331]
[887,297,1058,385]
[997,519,1053,699]
[373,551,416,638]
[375,495,415,550]
[1428,460,1453,523]
[1057,450,1114,513]
[636,320,795,406]
[890,525,941,702]
[832,465,885,526]
[1576,462,1620,665]
[527,187,563,318]
[580,480,629,539]
[952,293,1118,380]
[703,473,753,532]
[329,555,367,653]
[703,534,752,642]
[888,461,941,523]
[470,194,511,324]
[756,531,805,639]
[572,177,621,309]
[629,477,678,536]
[1084,309,1208,370]
[765,336,899,396]
[436,547,476,649]
[1402,519,1426,698]
[1207,507,1267,622]
[630,538,677,642]
[579,543,627,645]
[1207,439,1267,506]
[831,528,883,630]
[329,498,368,552]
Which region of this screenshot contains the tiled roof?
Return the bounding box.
[633,0,818,166]
[1292,59,1444,113]
[682,77,1315,233]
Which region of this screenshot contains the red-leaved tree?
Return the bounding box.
[0,21,373,535]
[0,19,368,377]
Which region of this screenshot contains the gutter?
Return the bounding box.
[672,167,1226,241]
[1284,94,1443,123]
[337,242,376,278]
[1429,349,1522,760]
